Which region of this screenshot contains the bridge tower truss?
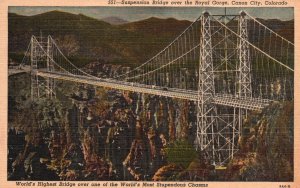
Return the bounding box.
[231,11,253,159]
[196,11,253,167]
[46,36,55,99]
[231,11,253,157]
[196,12,220,165]
[30,36,39,100]
[238,11,252,98]
[30,35,55,100]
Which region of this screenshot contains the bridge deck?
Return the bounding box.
[36,71,271,111]
[8,66,31,76]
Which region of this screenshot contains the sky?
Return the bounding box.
[8,7,294,22]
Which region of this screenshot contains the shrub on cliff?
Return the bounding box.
[164,140,197,169]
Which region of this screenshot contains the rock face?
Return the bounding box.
[152,164,184,181]
[223,102,294,181]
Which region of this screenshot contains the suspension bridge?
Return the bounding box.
[9,11,294,167]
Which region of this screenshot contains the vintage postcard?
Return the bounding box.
[0,0,299,187]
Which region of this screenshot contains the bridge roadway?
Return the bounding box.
[35,70,271,111]
[8,65,31,76]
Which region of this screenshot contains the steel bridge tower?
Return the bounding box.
[196,11,220,165]
[233,10,252,156]
[238,11,252,98]
[30,35,55,100]
[196,11,252,167]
